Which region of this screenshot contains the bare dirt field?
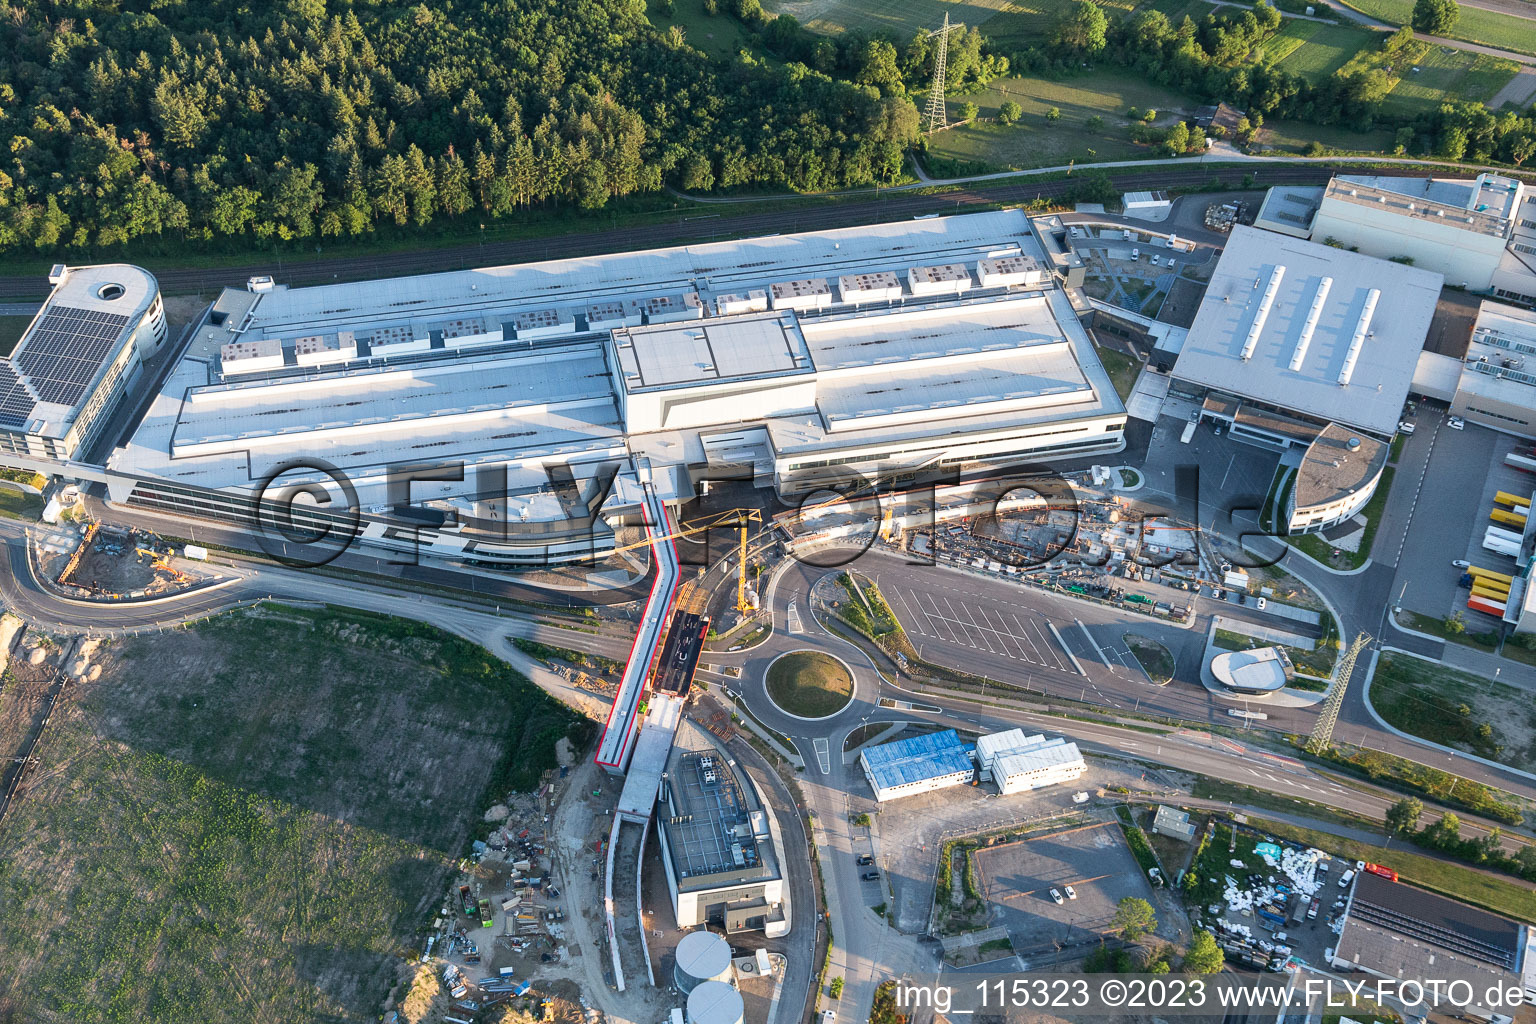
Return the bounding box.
[0,604,592,1024]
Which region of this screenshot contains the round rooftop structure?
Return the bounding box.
[1210,646,1293,696]
[673,930,733,994]
[687,981,745,1024]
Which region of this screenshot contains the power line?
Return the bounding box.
[924,14,954,136]
[1307,632,1370,754]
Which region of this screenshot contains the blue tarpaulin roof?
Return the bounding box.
[861,729,974,791]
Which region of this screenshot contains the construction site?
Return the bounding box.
[35,520,214,600]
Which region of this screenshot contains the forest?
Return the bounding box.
[0,0,928,255]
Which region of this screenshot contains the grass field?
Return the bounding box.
[1370,652,1536,771]
[1094,343,1142,401]
[0,484,42,520]
[1271,20,1383,77]
[1339,0,1536,56]
[766,650,855,717]
[1378,46,1520,118]
[0,605,590,1024]
[650,0,767,61]
[1124,634,1175,684]
[925,69,1194,172]
[763,0,1016,37]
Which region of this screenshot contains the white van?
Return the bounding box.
[1337,869,1356,888]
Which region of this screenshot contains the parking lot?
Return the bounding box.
[1393,412,1529,628]
[865,755,1174,935]
[976,820,1160,954]
[880,578,1077,674]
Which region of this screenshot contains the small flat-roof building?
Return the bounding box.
[1152,805,1197,842]
[859,729,974,802]
[1332,870,1530,1015]
[1254,186,1323,239]
[0,265,165,464]
[1209,645,1293,696]
[1122,190,1172,215]
[1450,301,1536,439]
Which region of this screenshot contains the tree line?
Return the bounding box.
[1026,0,1536,165]
[0,0,922,254]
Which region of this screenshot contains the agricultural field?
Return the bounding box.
[925,69,1194,171]
[1260,117,1397,153]
[1377,46,1520,118]
[1339,0,1536,56]
[0,606,590,1024]
[763,0,1016,38]
[1268,20,1381,78]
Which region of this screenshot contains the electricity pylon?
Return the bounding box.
[923,14,956,136]
[1307,632,1371,754]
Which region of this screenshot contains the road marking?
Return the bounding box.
[787,600,804,634]
[813,737,831,774]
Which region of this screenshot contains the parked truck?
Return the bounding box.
[478,898,494,928]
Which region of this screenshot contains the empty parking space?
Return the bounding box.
[882,581,1074,673]
[976,820,1157,954]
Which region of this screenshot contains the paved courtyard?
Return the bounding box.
[975,820,1158,955]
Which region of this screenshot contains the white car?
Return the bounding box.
[1151,254,1160,266]
[1448,415,1465,430]
[1064,885,1078,900]
[1131,248,1140,261]
[1256,597,1267,610]
[1452,559,1471,568]
[1123,229,1132,240]
[1049,888,1065,904]
[1398,420,1415,435]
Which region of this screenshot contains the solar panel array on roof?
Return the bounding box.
[14,305,129,407]
[0,361,37,427]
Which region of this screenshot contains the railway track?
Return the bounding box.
[0,163,1343,300]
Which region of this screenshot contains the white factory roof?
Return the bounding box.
[994,739,1082,779]
[226,209,1050,347]
[769,291,1121,455]
[613,310,813,392]
[112,341,625,506]
[1172,226,1442,437]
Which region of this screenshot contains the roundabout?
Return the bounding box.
[764,649,856,721]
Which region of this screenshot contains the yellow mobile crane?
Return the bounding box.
[606,507,764,614]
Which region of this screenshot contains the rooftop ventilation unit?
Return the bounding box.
[1337,288,1380,386]
[1241,264,1286,361]
[1289,276,1332,371]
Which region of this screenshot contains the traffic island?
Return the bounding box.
[764,650,855,720]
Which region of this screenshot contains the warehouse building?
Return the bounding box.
[94,210,1126,565]
[860,729,975,803]
[655,722,787,936]
[1308,174,1522,290]
[861,728,1083,802]
[1172,226,1440,533]
[992,737,1085,795]
[0,264,165,463]
[1331,870,1534,1011]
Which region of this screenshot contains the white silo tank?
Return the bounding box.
[687,981,744,1024]
[673,931,733,994]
